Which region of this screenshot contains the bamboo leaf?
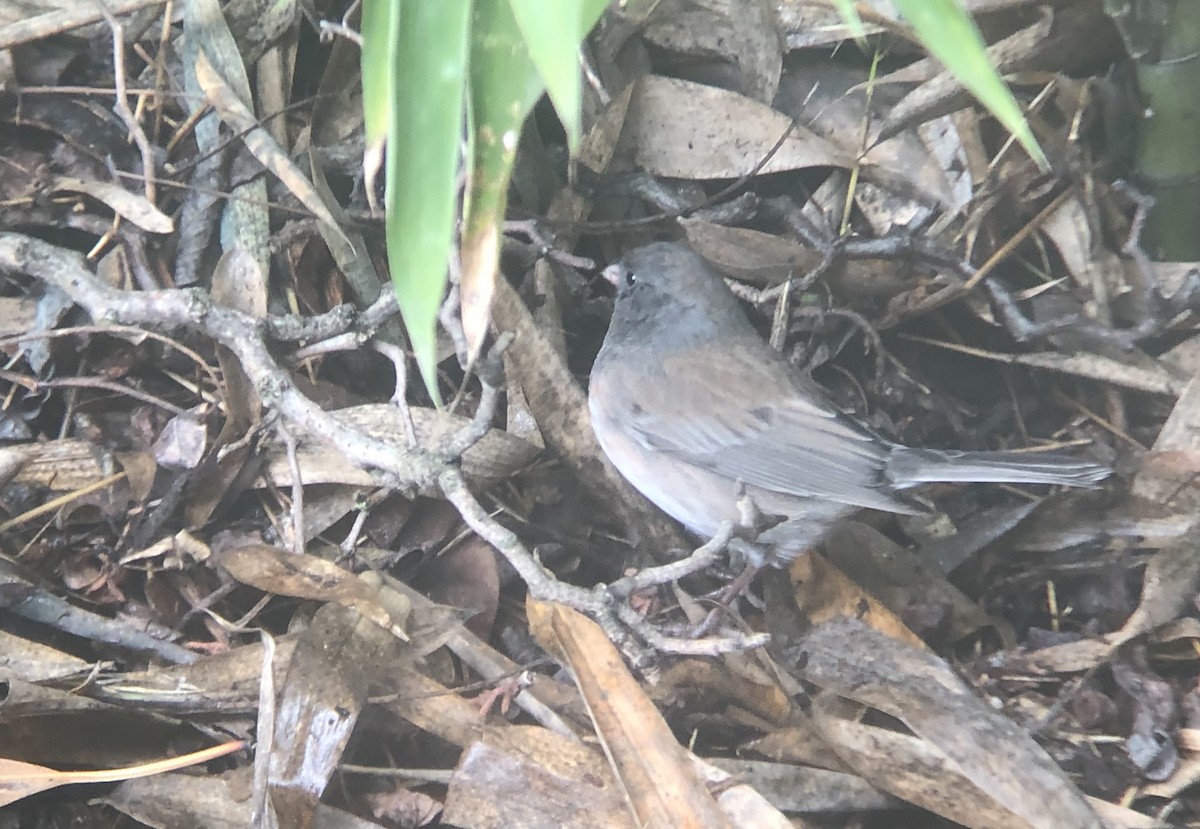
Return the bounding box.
[893,0,1046,168]
[384,1,471,401]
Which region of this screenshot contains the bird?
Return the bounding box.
[587,241,1111,564]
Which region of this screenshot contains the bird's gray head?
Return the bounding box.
[601,242,743,347]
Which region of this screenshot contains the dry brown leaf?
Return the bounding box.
[377,664,489,750]
[680,219,817,284]
[903,334,1185,396]
[773,1,885,49]
[307,146,386,310]
[1,439,125,492]
[460,221,499,366]
[0,296,37,340]
[877,10,1053,142]
[367,784,443,825]
[0,741,243,808]
[268,594,407,828]
[679,218,912,300]
[740,721,854,771]
[993,509,1200,674]
[151,412,207,470]
[1003,384,1200,671]
[774,59,959,208]
[802,618,1103,829]
[528,599,735,829]
[643,0,782,104]
[46,175,173,233]
[216,545,410,640]
[822,521,1000,642]
[0,629,90,681]
[652,658,792,729]
[1041,193,1128,313]
[444,725,634,829]
[1143,733,1200,800]
[631,75,849,180]
[704,757,897,814]
[787,550,925,648]
[193,51,350,249]
[104,771,383,829]
[410,535,500,640]
[186,247,266,527]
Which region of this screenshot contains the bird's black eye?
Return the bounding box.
[625,269,637,287]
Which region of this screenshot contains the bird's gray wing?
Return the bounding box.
[613,345,910,512]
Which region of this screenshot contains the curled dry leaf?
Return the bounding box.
[151,413,207,471]
[787,550,925,649]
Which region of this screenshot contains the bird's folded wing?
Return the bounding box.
[620,349,908,512]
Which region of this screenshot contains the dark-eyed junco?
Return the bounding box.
[588,242,1111,563]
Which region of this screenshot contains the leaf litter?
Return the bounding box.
[0,1,1194,827]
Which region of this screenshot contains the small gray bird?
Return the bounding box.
[588,241,1110,563]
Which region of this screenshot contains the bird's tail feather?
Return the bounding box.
[888,447,1111,488]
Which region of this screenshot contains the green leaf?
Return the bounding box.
[459,0,609,361]
[893,0,1047,168]
[831,0,867,41]
[507,0,608,151]
[359,0,396,148]
[385,1,471,402]
[473,0,544,133]
[460,0,543,363]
